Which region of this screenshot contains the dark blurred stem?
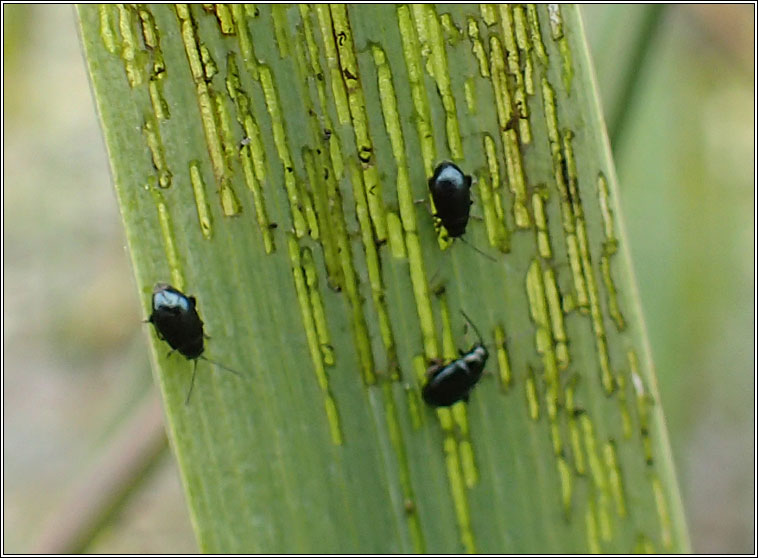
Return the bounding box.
[608,4,666,153]
[32,392,169,554]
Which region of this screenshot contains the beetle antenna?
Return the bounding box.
[185,359,199,405]
[200,355,242,377]
[459,309,484,344]
[459,236,497,262]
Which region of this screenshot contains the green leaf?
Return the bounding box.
[78,4,689,553]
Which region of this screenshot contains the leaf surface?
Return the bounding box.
[78,4,689,553]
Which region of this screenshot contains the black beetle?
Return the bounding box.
[149,283,204,359]
[428,161,473,238]
[428,162,496,261]
[422,310,489,407]
[148,283,240,404]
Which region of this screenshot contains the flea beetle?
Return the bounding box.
[428,162,495,261]
[428,161,473,238]
[422,310,489,407]
[148,283,240,404]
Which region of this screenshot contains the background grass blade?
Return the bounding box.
[77,4,689,552]
[581,4,666,150]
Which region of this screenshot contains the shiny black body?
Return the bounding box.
[422,344,489,407]
[148,283,205,359]
[428,161,473,238]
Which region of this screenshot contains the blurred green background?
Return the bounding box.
[3,5,753,553]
